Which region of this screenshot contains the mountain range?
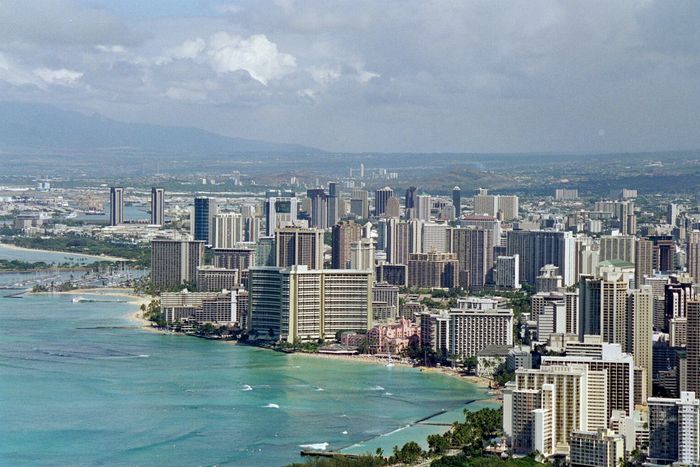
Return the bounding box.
[0,102,321,155]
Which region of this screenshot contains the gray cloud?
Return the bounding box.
[0,0,699,153]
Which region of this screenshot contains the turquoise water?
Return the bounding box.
[0,293,493,466]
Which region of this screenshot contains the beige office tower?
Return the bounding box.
[579,271,630,348]
[473,190,498,216]
[511,365,597,454]
[213,212,243,249]
[331,221,362,269]
[275,227,324,270]
[415,194,431,221]
[280,266,373,342]
[599,235,636,263]
[384,196,401,219]
[634,238,654,287]
[687,231,700,284]
[421,222,449,253]
[450,227,494,290]
[628,286,654,398]
[497,195,519,220]
[688,301,700,396]
[350,238,375,271]
[350,189,369,219]
[151,239,205,288]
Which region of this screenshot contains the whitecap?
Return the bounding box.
[382,425,410,436]
[369,385,385,391]
[384,392,393,396]
[342,431,348,435]
[242,385,253,391]
[264,403,280,409]
[138,354,149,358]
[299,442,329,450]
[316,387,325,391]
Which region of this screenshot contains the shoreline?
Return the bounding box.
[0,242,128,262]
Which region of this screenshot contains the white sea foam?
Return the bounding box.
[265,403,280,409]
[138,354,149,358]
[384,392,393,396]
[242,385,253,391]
[382,424,410,436]
[299,442,329,450]
[342,431,348,435]
[316,387,325,391]
[370,385,384,391]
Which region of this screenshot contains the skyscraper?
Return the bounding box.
[275,226,324,269]
[687,231,700,284]
[350,189,369,219]
[307,188,328,229]
[635,238,654,287]
[687,301,700,396]
[109,186,124,226]
[265,194,298,236]
[451,227,494,290]
[327,182,339,227]
[416,194,431,221]
[629,286,654,398]
[374,186,393,216]
[331,221,361,269]
[213,212,243,249]
[151,239,205,288]
[150,187,164,226]
[194,197,217,245]
[452,186,461,215]
[506,230,576,286]
[405,186,417,218]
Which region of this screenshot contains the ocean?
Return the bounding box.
[0,290,494,466]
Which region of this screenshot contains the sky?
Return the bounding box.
[1,0,699,153]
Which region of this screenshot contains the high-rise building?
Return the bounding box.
[109,186,124,226]
[150,187,164,226]
[194,197,217,245]
[213,213,243,249]
[374,187,393,217]
[350,189,369,219]
[687,231,700,284]
[648,391,700,465]
[687,301,700,396]
[635,238,654,287]
[473,190,498,217]
[407,251,459,288]
[151,239,204,289]
[350,238,375,271]
[451,227,494,290]
[275,227,324,270]
[629,286,654,398]
[449,308,514,358]
[569,429,626,467]
[405,186,417,218]
[555,189,579,200]
[416,194,431,221]
[667,203,680,227]
[506,230,576,286]
[452,186,461,214]
[248,265,373,342]
[327,182,339,227]
[384,196,401,219]
[265,194,298,236]
[543,342,634,419]
[498,195,519,220]
[255,236,275,267]
[496,255,520,290]
[599,235,636,263]
[421,222,449,253]
[578,269,630,346]
[331,221,362,269]
[196,266,239,292]
[307,188,328,229]
[213,247,256,271]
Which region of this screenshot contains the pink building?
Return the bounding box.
[367,318,420,354]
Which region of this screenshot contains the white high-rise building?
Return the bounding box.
[213,213,243,249]
[629,286,654,398]
[496,255,520,290]
[416,194,432,221]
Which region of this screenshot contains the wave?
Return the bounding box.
[299,442,329,451]
[316,387,325,391]
[384,392,393,396]
[382,424,410,436]
[242,385,253,391]
[369,385,384,391]
[342,431,348,435]
[264,403,280,409]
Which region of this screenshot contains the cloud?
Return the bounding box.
[206,33,296,85]
[33,68,83,86]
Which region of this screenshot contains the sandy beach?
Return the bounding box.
[0,242,128,262]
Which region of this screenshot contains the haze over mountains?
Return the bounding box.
[0,102,322,155]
